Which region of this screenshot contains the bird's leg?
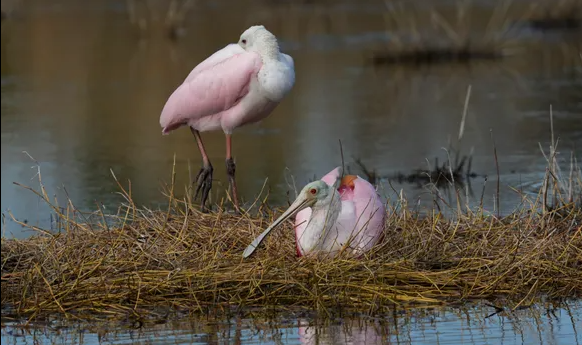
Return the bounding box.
[191,128,213,212]
[225,134,240,212]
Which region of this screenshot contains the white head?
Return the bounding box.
[242,176,342,258]
[238,25,280,58]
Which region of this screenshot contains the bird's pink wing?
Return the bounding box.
[349,177,385,249]
[184,44,245,83]
[320,166,342,186]
[159,50,262,133]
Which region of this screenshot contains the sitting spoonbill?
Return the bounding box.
[159,25,295,212]
[243,167,386,258]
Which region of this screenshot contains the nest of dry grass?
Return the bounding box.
[2,175,581,321]
[2,112,581,320]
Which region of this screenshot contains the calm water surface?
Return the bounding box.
[1,1,581,344]
[2,302,582,345]
[1,0,581,237]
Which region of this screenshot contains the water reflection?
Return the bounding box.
[1,0,581,237]
[2,302,581,344]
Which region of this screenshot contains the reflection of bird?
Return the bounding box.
[297,320,383,345]
[243,167,385,258]
[159,25,295,212]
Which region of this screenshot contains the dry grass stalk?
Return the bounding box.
[524,0,582,31]
[126,0,197,40]
[1,161,580,321]
[373,0,528,66]
[2,107,581,321]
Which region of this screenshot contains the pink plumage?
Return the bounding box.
[160,47,263,134]
[294,167,386,257]
[159,26,295,212]
[242,166,385,259]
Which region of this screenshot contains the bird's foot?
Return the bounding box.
[225,157,241,214]
[194,164,213,213]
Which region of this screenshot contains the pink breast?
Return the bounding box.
[338,184,355,200]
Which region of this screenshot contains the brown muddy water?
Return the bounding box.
[1,0,581,343]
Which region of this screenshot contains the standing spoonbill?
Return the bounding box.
[159,25,295,212]
[243,167,385,258]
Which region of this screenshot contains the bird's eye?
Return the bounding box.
[242,39,247,44]
[309,188,317,195]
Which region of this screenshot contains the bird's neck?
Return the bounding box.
[260,48,280,62]
[297,192,342,254]
[256,36,281,61]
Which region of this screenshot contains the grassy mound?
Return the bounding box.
[371,1,521,66]
[2,176,580,321]
[525,0,581,31]
[2,107,581,321]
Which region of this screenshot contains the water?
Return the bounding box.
[2,302,582,344]
[1,0,580,238]
[1,1,581,344]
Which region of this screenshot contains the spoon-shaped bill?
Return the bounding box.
[242,195,312,258]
